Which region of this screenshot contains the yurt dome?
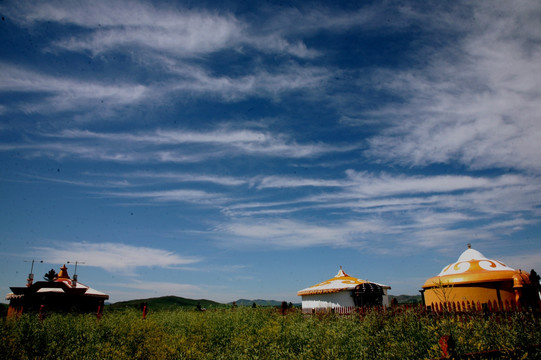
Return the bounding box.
[421,245,539,310]
[422,245,518,288]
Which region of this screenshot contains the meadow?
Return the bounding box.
[1,306,540,359]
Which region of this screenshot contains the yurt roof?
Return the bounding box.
[422,245,522,288]
[297,267,390,296]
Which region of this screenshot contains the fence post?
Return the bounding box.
[439,335,456,358]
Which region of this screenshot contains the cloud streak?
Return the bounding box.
[0,64,147,114]
[364,1,541,173]
[2,127,344,163]
[31,242,201,273]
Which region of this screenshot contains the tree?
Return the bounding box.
[43,269,57,282]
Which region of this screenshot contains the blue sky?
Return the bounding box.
[1,0,540,303]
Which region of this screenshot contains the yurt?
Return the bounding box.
[421,245,540,310]
[297,267,391,313]
[6,264,109,317]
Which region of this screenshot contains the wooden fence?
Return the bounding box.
[307,298,537,316]
[427,298,535,314]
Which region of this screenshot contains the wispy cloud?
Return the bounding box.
[0,63,147,113]
[342,171,530,199]
[218,169,540,252]
[499,252,541,272]
[213,218,386,249]
[163,62,330,101]
[111,171,248,187]
[30,242,201,273]
[253,175,345,189]
[364,1,541,173]
[3,0,322,60]
[0,0,336,118]
[104,189,228,205]
[3,127,343,162]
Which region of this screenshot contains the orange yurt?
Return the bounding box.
[421,245,540,310]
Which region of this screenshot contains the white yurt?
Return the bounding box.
[297,267,390,313]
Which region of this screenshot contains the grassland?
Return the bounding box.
[1,306,540,359]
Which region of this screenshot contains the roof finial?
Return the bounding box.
[57,264,70,279]
[467,243,471,249]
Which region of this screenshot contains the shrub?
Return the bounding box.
[1,306,539,359]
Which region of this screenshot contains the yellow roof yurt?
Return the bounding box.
[297,267,390,314]
[421,245,540,310]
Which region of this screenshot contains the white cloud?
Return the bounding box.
[105,189,227,205]
[0,64,146,113]
[31,242,201,273]
[254,175,344,189]
[218,169,541,251]
[32,127,341,161]
[214,218,386,249]
[2,0,319,59]
[364,1,541,173]
[499,252,541,273]
[115,172,247,187]
[162,62,330,101]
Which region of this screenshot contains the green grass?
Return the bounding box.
[1,307,540,359]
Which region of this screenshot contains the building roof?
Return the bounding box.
[297,267,390,296]
[6,279,109,300]
[422,245,526,288]
[5,264,109,301]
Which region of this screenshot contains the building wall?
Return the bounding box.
[301,291,355,312]
[382,289,389,307]
[301,289,390,312]
[423,281,516,307]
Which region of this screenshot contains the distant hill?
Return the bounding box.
[105,294,421,311]
[389,294,422,304]
[231,299,301,307]
[108,296,224,310]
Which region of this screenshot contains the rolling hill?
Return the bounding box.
[106,294,422,311]
[108,295,224,310]
[388,294,422,304]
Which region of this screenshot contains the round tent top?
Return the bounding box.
[455,247,487,263]
[422,245,518,289]
[297,267,390,296]
[335,266,348,278]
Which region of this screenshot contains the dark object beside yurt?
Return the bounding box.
[352,282,384,307]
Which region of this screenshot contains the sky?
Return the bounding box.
[1,0,541,304]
